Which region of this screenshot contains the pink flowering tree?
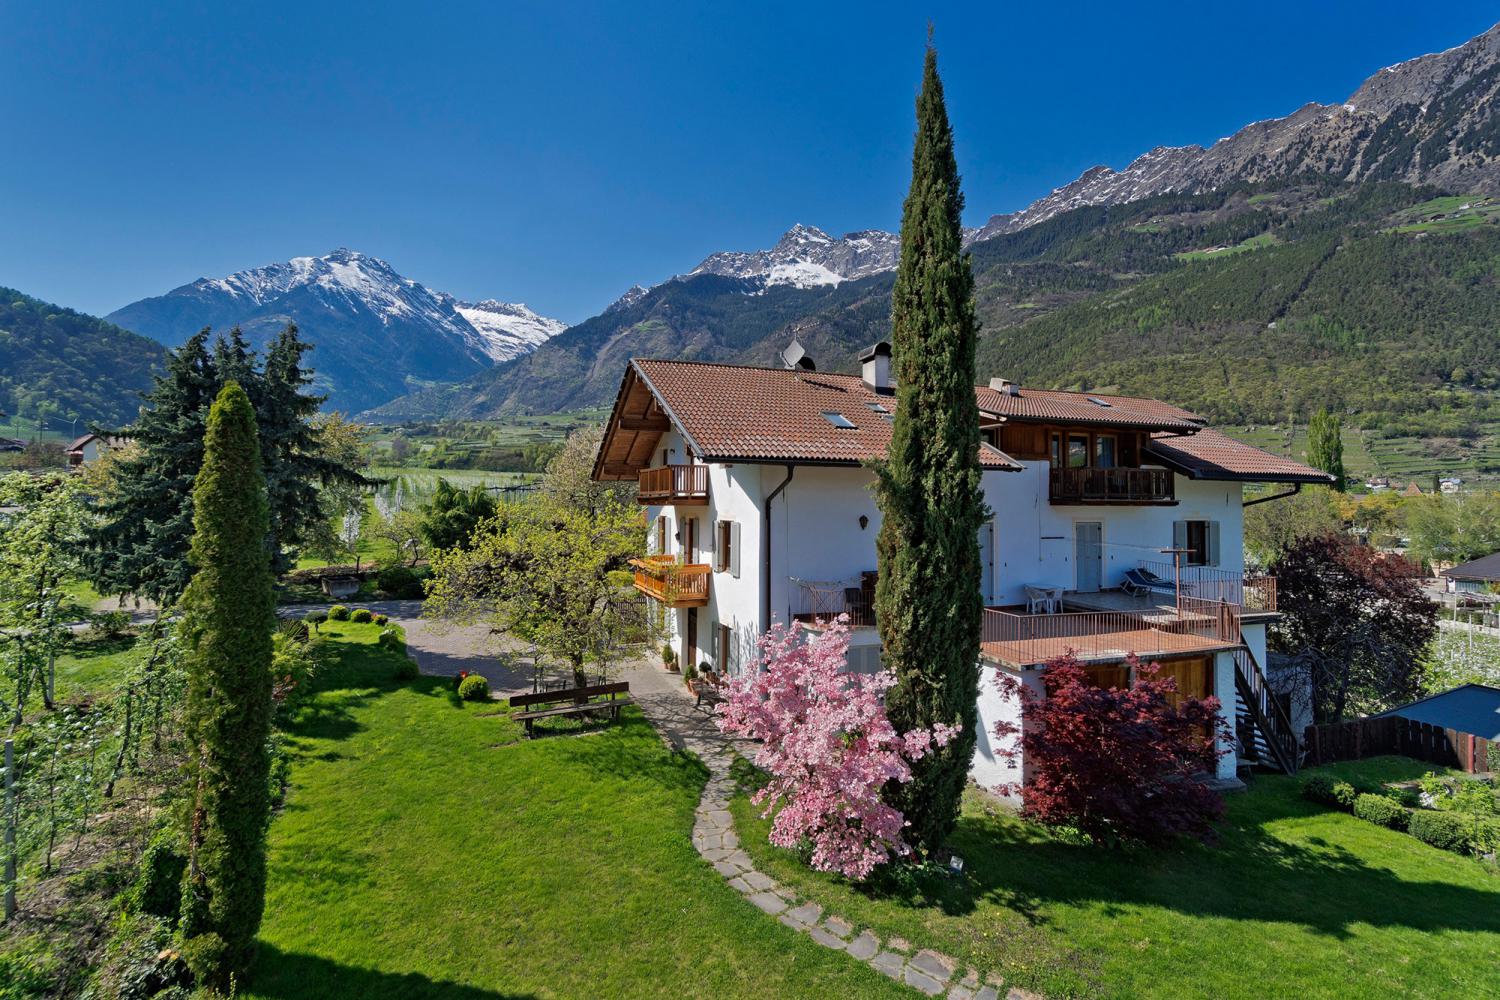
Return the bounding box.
[715,616,959,880]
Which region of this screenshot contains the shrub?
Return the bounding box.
[350,608,374,623]
[302,610,327,630]
[85,609,133,643]
[1331,780,1362,809]
[374,613,389,626]
[682,661,698,682]
[328,604,350,621]
[1353,793,1410,830]
[1408,809,1470,852]
[277,618,310,643]
[378,627,405,654]
[662,643,676,667]
[1301,774,1337,806]
[376,565,424,599]
[131,830,187,921]
[1489,743,1500,774]
[457,673,490,701]
[393,656,419,681]
[1473,817,1500,856]
[994,654,1228,845]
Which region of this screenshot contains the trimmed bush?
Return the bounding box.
[1331,780,1361,809]
[457,673,490,702]
[374,613,389,626]
[1353,793,1409,830]
[376,565,425,599]
[1408,809,1470,853]
[350,608,374,623]
[327,604,350,621]
[1301,775,1337,806]
[682,661,698,681]
[377,627,405,654]
[131,831,187,921]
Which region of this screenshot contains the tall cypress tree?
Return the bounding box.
[1307,407,1346,491]
[178,381,275,987]
[873,44,986,854]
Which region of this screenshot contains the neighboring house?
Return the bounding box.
[1375,684,1500,742]
[1440,477,1463,495]
[1441,552,1500,594]
[0,438,25,453]
[591,344,1334,792]
[66,433,128,466]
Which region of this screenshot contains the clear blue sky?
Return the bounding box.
[3,2,1496,324]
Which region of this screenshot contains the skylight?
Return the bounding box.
[821,411,856,429]
[865,402,890,413]
[1086,397,1113,408]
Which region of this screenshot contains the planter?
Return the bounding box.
[665,661,679,672]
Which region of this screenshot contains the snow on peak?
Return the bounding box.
[453,299,567,362]
[685,224,899,289]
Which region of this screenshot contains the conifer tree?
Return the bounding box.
[872,44,986,854]
[1307,407,1346,491]
[177,381,275,988]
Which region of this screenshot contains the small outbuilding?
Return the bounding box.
[1441,552,1500,594]
[1376,683,1500,742]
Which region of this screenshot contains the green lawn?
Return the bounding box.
[246,623,905,1000]
[731,757,1500,999]
[50,635,145,701]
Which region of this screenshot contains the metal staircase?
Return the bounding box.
[1231,645,1300,774]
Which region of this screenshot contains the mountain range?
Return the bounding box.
[105,249,564,413]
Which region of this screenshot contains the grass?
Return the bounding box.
[731,756,1500,999]
[1386,195,1500,234]
[244,622,906,1000]
[50,634,145,701]
[1174,232,1278,262]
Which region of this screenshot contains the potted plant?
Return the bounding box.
[682,660,698,690]
[662,643,678,672]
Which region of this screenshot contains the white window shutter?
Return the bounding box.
[729,522,741,578]
[1207,521,1221,567]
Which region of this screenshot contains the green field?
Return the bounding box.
[1174,232,1278,262]
[1387,195,1500,234]
[1221,421,1500,485]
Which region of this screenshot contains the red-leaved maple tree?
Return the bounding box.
[995,653,1230,845]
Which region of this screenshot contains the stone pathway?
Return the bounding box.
[624,661,1041,1000]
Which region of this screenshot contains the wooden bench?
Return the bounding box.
[508,681,632,738]
[690,671,725,709]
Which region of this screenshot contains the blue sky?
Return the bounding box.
[3,2,1496,323]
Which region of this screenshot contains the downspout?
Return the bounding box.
[761,465,795,635]
[1243,483,1301,507]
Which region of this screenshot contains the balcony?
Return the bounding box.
[1050,467,1175,505]
[982,595,1241,668]
[637,465,709,506]
[630,555,710,607]
[1137,562,1277,613]
[791,572,878,628]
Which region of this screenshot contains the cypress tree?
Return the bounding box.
[1307,407,1346,491]
[178,381,275,987]
[873,44,986,854]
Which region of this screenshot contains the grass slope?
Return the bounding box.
[247,623,905,1000]
[731,757,1500,999]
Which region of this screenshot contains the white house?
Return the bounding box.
[591,345,1333,789]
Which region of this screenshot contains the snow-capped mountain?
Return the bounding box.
[106,249,564,413]
[686,224,901,288]
[452,299,567,362]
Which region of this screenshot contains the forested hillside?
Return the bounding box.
[0,287,168,429]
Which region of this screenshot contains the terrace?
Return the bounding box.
[629,554,711,607]
[636,464,710,506]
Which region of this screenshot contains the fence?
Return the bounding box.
[1137,562,1277,612]
[1303,715,1493,773]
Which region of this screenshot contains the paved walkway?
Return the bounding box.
[622,660,1034,1000]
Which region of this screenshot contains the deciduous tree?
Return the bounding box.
[872,43,986,855]
[1307,407,1346,490]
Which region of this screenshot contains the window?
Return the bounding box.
[1174,520,1221,567]
[1094,434,1117,469]
[1049,432,1062,466]
[821,411,856,429]
[1067,433,1090,468]
[864,401,889,413]
[715,520,740,576]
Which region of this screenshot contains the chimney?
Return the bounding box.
[989,376,1019,397]
[860,340,892,392]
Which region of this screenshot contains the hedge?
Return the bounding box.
[1407,809,1470,853]
[1352,793,1409,831]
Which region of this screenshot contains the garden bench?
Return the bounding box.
[508,681,632,738]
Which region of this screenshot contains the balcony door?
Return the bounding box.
[1075,521,1103,593]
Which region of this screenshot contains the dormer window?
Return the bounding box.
[822,411,856,429]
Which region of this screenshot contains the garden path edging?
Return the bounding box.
[625,664,1042,1000]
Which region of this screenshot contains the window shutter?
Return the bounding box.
[1207,521,1221,567]
[1172,520,1187,555]
[729,522,741,578]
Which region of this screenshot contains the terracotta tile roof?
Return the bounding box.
[1146,428,1336,484]
[974,385,1204,432]
[630,359,1020,469]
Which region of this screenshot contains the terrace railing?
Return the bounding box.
[629,555,710,607]
[982,595,1240,666]
[791,574,877,627]
[1050,467,1175,504]
[1138,561,1277,613]
[637,464,710,505]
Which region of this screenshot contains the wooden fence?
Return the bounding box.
[1304,715,1493,773]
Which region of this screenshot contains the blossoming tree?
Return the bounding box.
[715,616,958,879]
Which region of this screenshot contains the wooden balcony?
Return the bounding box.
[1050,467,1175,505]
[629,555,710,607]
[981,596,1241,668]
[637,464,709,506]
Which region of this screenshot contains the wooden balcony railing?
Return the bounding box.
[1050,467,1175,504]
[981,596,1240,667]
[629,555,710,607]
[637,465,709,505]
[1138,562,1277,613]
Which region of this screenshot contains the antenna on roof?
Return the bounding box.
[780,338,816,371]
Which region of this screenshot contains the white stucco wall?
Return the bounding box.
[972,663,1036,803]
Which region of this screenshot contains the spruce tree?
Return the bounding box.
[177,381,275,988]
[1307,407,1346,491]
[873,44,986,854]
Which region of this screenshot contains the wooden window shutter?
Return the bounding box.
[656,516,667,555]
[729,522,741,578]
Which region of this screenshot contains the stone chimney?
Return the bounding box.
[860,340,892,392]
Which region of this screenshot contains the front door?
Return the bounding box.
[684,608,698,672]
[1075,522,1103,593]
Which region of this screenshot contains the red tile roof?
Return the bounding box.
[974,385,1204,432]
[630,359,1020,469]
[1146,428,1336,484]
